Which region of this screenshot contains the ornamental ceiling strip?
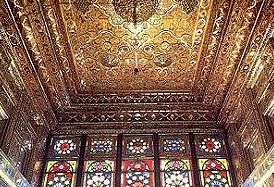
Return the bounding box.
[57,107,216,125]
[52,123,223,135]
[70,92,201,106]
[192,0,232,96]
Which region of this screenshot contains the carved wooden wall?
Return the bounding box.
[226,37,274,185]
[0,0,53,184]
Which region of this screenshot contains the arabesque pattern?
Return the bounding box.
[59,0,211,92]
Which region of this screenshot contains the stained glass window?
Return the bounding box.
[196,135,232,187]
[86,136,117,157]
[43,136,80,187]
[196,135,226,156]
[48,136,81,158]
[122,135,154,187]
[159,135,192,187]
[160,159,192,187]
[199,158,232,187]
[123,136,153,157]
[83,160,115,187]
[41,134,234,187]
[160,136,190,156]
[83,135,117,187]
[122,160,154,187]
[43,160,77,187]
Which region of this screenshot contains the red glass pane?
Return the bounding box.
[122,159,154,187]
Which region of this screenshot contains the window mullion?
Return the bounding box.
[115,134,123,187]
[76,135,87,186]
[153,133,161,187]
[189,133,200,187]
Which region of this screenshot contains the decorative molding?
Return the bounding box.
[53,123,222,135]
[71,92,201,105]
[57,108,216,124]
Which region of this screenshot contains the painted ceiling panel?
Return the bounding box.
[59,0,211,92]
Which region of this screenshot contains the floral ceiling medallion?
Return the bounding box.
[112,0,159,25]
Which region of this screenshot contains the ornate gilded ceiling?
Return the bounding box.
[0,0,273,130]
[59,0,210,92]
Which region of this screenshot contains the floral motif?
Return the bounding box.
[164,171,190,187]
[202,159,230,187]
[54,139,77,155]
[127,138,150,155]
[126,172,150,187]
[46,161,74,187]
[200,138,222,153]
[84,161,113,187]
[162,160,191,187]
[163,138,186,153]
[90,139,113,154]
[124,160,152,187]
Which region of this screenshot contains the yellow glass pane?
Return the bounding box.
[160,159,190,171]
[43,173,76,187]
[84,160,115,172]
[199,158,232,186]
[45,160,77,172]
[198,158,229,170]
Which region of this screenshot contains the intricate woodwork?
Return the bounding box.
[0,0,274,185]
[1,0,269,128]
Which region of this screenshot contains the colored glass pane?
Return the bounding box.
[54,139,77,155]
[86,136,117,157]
[199,159,231,187]
[122,160,154,187]
[124,136,153,156]
[43,160,77,187]
[127,138,149,154]
[160,159,192,187]
[83,160,114,187]
[161,137,188,154]
[200,138,222,154]
[90,140,113,154]
[49,137,80,158]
